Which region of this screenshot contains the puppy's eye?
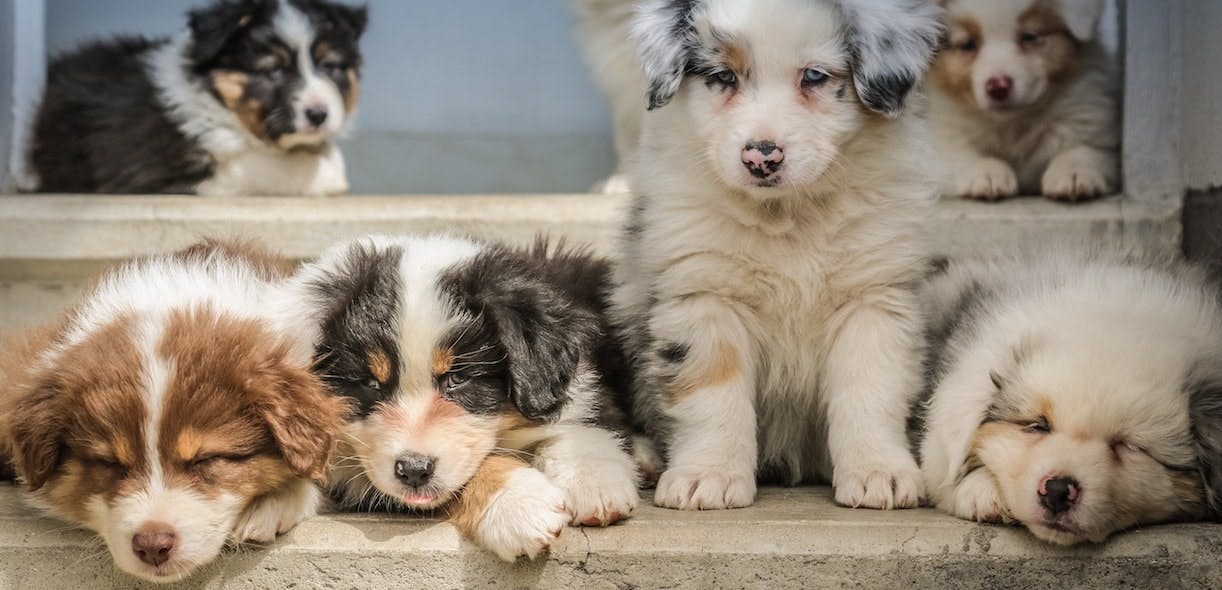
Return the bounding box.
[708,69,738,88]
[364,378,382,391]
[1018,31,1044,48]
[1023,416,1051,434]
[90,456,127,472]
[1110,439,1143,457]
[318,56,346,72]
[956,38,979,53]
[801,68,829,88]
[440,372,470,393]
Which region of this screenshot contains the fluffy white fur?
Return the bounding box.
[919,248,1222,544]
[928,0,1119,200]
[616,0,940,510]
[472,466,571,562]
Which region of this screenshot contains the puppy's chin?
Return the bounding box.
[276,131,334,152]
[1023,520,1100,546]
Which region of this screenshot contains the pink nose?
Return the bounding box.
[132,524,177,567]
[985,76,1013,101]
[741,140,784,179]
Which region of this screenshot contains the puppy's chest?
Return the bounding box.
[195,144,348,196]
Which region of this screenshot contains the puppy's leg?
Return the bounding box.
[944,149,1019,200]
[533,425,640,526]
[232,478,323,543]
[1041,145,1117,201]
[447,455,569,562]
[302,144,350,197]
[941,466,1012,523]
[824,295,924,509]
[650,296,757,510]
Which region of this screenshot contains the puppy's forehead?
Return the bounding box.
[945,0,1042,35]
[695,0,845,67]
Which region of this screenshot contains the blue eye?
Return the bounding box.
[801,68,829,88]
[708,69,738,88]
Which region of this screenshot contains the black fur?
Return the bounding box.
[836,0,942,116]
[1189,379,1222,519]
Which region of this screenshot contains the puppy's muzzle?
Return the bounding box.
[394,453,437,488]
[1038,475,1079,517]
[742,140,785,180]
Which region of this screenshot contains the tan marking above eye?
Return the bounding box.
[368,350,392,383]
[175,427,204,463]
[432,347,454,377]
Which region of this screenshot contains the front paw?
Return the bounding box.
[474,467,570,562]
[547,454,640,527]
[833,456,923,510]
[232,481,321,544]
[654,466,755,510]
[949,157,1018,201]
[1041,153,1110,201]
[943,468,1011,523]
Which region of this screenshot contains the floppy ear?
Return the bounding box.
[633,0,698,110]
[252,358,350,482]
[1056,0,1104,42]
[8,377,68,490]
[187,0,273,65]
[836,0,943,117]
[1189,379,1222,518]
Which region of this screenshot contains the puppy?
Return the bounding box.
[24,0,366,196]
[288,234,640,561]
[0,240,346,582]
[918,249,1222,544]
[928,0,1119,201]
[615,0,942,511]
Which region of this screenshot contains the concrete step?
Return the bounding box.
[0,193,1182,332]
[1,486,1218,589]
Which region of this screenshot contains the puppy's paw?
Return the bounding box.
[834,456,924,510]
[654,466,755,510]
[950,158,1018,201]
[1041,153,1111,201]
[547,452,640,527]
[474,467,569,562]
[945,468,1011,523]
[233,481,321,544]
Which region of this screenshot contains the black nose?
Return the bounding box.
[305,106,328,127]
[394,453,436,488]
[1039,476,1079,516]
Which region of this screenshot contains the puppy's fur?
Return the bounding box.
[918,249,1222,544]
[0,240,346,582]
[24,0,366,196]
[288,234,639,561]
[616,0,941,511]
[928,0,1118,200]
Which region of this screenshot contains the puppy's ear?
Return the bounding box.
[253,358,350,482]
[633,0,698,110]
[836,0,943,117]
[8,377,68,490]
[1057,0,1104,42]
[188,0,273,65]
[1189,378,1222,518]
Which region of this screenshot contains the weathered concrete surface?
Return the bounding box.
[0,194,1182,332]
[0,486,1217,589]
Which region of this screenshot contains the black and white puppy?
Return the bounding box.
[615,0,942,511]
[24,0,365,196]
[286,234,640,561]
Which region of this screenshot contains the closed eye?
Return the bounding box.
[1022,416,1051,434]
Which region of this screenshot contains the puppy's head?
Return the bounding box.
[933,0,1101,113]
[299,236,596,511]
[633,0,940,195]
[9,306,344,582]
[970,333,1213,545]
[188,0,367,150]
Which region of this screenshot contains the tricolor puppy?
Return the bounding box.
[928,0,1118,200]
[289,234,639,561]
[918,250,1222,544]
[616,0,942,511]
[23,0,366,195]
[0,240,346,582]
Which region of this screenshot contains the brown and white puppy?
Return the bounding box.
[288,234,640,561]
[918,249,1222,544]
[928,0,1118,201]
[0,240,346,582]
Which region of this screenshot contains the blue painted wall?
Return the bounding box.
[44,0,616,194]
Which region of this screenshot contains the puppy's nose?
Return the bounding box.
[305,105,329,128]
[741,140,785,179]
[1038,475,1079,516]
[394,453,436,488]
[131,524,177,567]
[985,75,1013,101]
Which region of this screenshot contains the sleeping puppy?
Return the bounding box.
[288,234,639,561]
[918,249,1222,544]
[615,0,942,510]
[928,0,1119,200]
[0,240,346,582]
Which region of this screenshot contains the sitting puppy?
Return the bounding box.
[615,0,942,510]
[928,0,1119,200]
[288,234,640,561]
[918,249,1222,544]
[0,240,346,582]
[23,0,365,196]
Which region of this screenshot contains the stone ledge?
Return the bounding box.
[0,486,1217,589]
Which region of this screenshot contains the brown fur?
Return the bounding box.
[431,347,453,377]
[368,350,392,384]
[445,454,532,538]
[670,341,741,400]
